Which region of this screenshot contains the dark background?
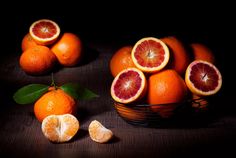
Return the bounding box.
[1,3,236,157]
[7,8,236,113]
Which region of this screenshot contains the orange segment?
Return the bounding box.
[29,19,60,46]
[131,37,170,73]
[41,114,79,143]
[88,120,113,143]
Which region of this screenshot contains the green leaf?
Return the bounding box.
[60,83,99,100]
[13,84,49,104]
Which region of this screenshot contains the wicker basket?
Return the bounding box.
[114,97,210,127]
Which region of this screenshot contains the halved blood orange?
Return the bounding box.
[185,60,222,96]
[131,37,170,73]
[29,19,60,45]
[111,68,147,104]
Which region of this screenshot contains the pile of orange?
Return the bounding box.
[20,19,83,75]
[110,36,222,112]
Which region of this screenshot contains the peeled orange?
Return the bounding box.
[88,120,113,143]
[41,114,79,143]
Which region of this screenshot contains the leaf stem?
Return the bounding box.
[51,73,57,89]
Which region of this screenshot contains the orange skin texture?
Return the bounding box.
[19,45,57,75]
[21,33,38,51]
[110,46,136,77]
[190,43,215,64]
[147,69,188,105]
[51,33,82,67]
[34,88,76,122]
[161,36,190,75]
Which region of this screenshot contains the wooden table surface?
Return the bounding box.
[1,16,236,158]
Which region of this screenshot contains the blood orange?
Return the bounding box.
[109,46,136,77]
[161,36,190,75]
[190,43,215,64]
[29,19,60,45]
[21,33,38,51]
[147,69,188,105]
[111,68,147,104]
[131,37,170,73]
[185,60,222,96]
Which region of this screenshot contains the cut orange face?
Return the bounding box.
[185,60,222,96]
[111,68,147,104]
[29,19,60,45]
[131,37,170,73]
[41,114,79,143]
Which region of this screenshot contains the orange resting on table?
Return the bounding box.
[41,114,79,143]
[34,87,77,122]
[51,33,82,67]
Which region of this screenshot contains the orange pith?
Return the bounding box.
[41,114,79,143]
[88,120,113,143]
[131,37,170,73]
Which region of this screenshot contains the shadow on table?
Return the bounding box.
[71,129,89,142]
[49,46,100,74]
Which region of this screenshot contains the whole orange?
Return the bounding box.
[147,69,188,105]
[19,45,57,75]
[21,33,38,51]
[190,43,215,64]
[161,36,190,75]
[34,87,77,122]
[109,46,136,77]
[51,33,82,66]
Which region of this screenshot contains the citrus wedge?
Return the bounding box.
[88,120,113,143]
